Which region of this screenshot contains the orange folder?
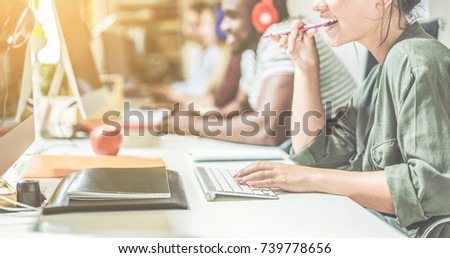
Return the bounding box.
[23,155,166,178]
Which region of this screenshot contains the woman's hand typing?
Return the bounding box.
[234,161,316,193]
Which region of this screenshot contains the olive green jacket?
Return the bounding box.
[291,23,450,237]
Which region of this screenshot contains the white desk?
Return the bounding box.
[4,135,406,237]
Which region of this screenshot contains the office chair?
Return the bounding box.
[416,216,450,238]
[364,18,444,78]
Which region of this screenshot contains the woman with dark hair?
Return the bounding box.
[235,0,450,237]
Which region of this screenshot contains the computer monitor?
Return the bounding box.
[51,0,108,119]
[0,41,34,181]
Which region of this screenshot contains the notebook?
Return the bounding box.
[65,167,170,200]
[43,170,188,215]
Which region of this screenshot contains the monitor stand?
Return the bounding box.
[37,1,111,139]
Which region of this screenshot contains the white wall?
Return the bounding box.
[428,0,450,48]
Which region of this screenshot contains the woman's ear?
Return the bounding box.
[375,0,394,10]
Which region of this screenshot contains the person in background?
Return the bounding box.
[170,3,229,102]
[157,0,356,146]
[212,53,241,108]
[236,0,450,237]
[152,3,241,111]
[179,3,203,80]
[173,4,242,109]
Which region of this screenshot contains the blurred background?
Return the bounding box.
[34,0,191,95]
[30,0,448,94]
[1,0,448,140]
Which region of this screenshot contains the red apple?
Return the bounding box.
[90,125,122,156]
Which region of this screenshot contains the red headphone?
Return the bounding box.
[251,0,280,34]
[0,0,35,49]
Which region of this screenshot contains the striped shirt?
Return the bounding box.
[239,20,357,117]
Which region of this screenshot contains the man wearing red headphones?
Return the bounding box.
[159,0,356,146]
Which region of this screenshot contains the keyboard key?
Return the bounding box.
[224,170,245,193]
[212,168,233,192]
[251,190,264,195]
[238,184,254,194]
[205,168,223,192]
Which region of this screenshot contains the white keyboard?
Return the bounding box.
[194,167,278,201]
